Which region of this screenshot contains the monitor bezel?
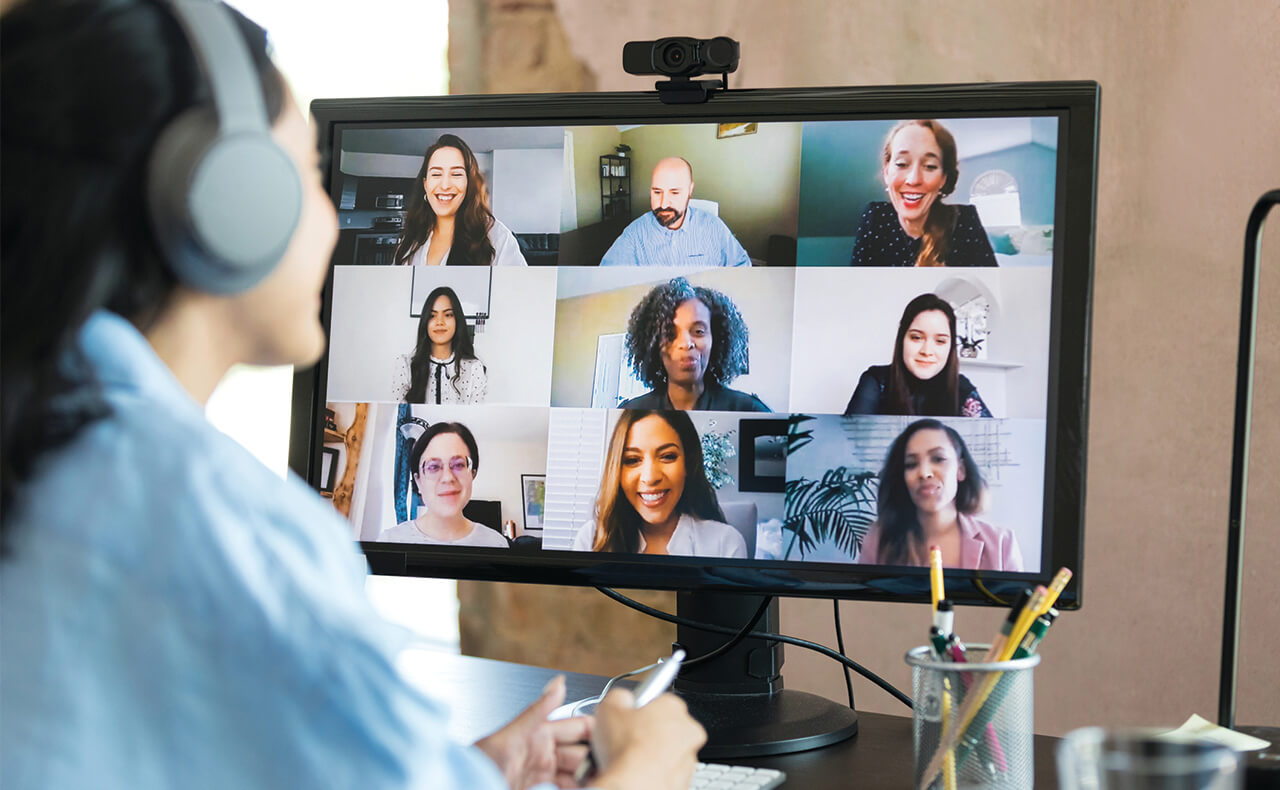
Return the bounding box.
[294,81,1098,609]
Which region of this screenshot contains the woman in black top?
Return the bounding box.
[850,119,997,267]
[844,293,992,417]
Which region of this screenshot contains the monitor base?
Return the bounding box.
[681,687,858,759]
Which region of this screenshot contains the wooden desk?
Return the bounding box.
[403,648,1061,789]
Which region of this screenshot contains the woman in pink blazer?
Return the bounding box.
[856,418,1023,571]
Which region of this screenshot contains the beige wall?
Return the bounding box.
[619,122,803,259]
[547,0,1280,734]
[571,125,623,229]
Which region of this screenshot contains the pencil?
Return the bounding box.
[929,545,944,613]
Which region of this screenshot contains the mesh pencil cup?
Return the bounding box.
[906,644,1041,790]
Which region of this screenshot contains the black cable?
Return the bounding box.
[679,594,773,670]
[832,598,855,710]
[597,587,913,709]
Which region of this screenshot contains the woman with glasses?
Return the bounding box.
[377,422,508,546]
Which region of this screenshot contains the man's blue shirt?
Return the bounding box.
[599,205,751,267]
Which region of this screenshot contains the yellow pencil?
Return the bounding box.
[1037,567,1073,616]
[929,545,944,613]
[941,680,957,790]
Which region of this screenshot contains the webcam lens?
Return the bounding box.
[659,42,688,71]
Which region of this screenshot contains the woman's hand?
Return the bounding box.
[588,688,706,790]
[473,675,593,790]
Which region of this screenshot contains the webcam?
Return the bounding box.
[623,37,740,79]
[623,37,740,104]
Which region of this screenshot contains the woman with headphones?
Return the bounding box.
[0,2,703,789]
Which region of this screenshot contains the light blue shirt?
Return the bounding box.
[599,205,751,267]
[0,312,547,790]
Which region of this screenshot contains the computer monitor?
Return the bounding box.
[293,81,1098,757]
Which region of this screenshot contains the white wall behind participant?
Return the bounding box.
[788,268,1051,419]
[492,148,563,233]
[327,266,557,405]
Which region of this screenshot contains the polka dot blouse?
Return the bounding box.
[849,201,998,267]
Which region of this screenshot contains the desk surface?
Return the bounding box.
[406,648,1060,789]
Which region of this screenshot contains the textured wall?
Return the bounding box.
[456,0,1280,731]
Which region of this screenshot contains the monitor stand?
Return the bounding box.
[674,591,858,759]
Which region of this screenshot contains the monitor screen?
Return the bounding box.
[295,82,1097,609]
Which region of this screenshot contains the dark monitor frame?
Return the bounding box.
[294,81,1099,611]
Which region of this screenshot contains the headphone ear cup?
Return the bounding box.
[147,107,302,295]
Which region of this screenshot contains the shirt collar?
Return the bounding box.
[649,205,700,235]
[77,310,202,417]
[635,513,694,553]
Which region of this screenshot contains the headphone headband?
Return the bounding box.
[146,0,302,294]
[163,0,271,134]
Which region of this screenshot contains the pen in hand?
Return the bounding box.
[574,649,686,785]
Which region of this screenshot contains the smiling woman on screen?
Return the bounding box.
[844,293,992,417]
[572,410,747,559]
[394,133,527,266]
[377,422,507,547]
[393,286,488,404]
[849,119,998,267]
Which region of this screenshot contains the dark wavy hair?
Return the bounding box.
[408,421,480,500]
[882,119,960,267]
[625,277,750,389]
[884,293,961,415]
[874,418,985,566]
[394,134,496,266]
[405,286,481,402]
[0,0,286,535]
[592,410,725,553]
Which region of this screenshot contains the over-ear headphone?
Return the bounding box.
[146,0,302,295]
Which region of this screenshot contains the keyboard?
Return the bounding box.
[690,762,785,789]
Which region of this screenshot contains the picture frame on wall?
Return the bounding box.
[738,418,787,493]
[320,447,341,494]
[521,474,546,532]
[716,122,758,139]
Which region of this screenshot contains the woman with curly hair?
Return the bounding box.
[393,134,527,266]
[392,286,487,403]
[856,419,1022,570]
[572,410,747,558]
[618,277,770,412]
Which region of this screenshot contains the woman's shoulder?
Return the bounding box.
[378,520,426,544]
[861,201,896,220]
[571,519,599,550]
[862,365,891,384]
[686,515,748,557]
[464,521,510,547]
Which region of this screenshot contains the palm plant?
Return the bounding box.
[781,415,879,560]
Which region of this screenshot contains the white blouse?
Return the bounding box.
[571,513,747,559]
[377,518,509,547]
[392,353,487,404]
[403,218,527,266]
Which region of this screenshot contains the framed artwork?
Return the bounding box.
[716,122,758,139]
[320,447,341,494]
[521,474,546,532]
[738,418,788,493]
